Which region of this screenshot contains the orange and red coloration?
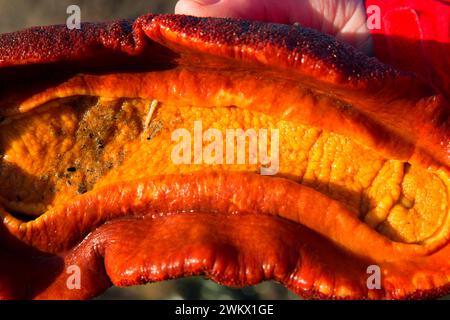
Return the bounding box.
[0,14,449,299]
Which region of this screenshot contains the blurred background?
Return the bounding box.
[0,0,297,300]
[0,0,177,33]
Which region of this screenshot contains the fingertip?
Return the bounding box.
[174,0,307,24]
[174,0,195,15]
[175,0,222,17]
[175,0,257,19]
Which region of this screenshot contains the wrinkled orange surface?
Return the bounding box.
[1,95,448,245]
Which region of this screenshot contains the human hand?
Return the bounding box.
[175,0,372,54]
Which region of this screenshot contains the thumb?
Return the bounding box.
[174,0,302,24]
[174,0,372,54]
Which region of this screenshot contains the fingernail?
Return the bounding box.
[193,0,221,5]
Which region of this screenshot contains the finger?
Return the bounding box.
[175,0,319,26]
[174,0,371,53]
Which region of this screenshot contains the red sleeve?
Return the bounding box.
[365,0,450,97]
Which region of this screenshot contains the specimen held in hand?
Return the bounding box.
[0,14,448,299]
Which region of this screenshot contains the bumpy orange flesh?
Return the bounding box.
[0,95,448,245]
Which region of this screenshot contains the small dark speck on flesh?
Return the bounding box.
[77,184,87,194]
[97,140,105,149]
[67,167,76,172]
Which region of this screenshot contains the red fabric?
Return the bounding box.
[366,0,450,97]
